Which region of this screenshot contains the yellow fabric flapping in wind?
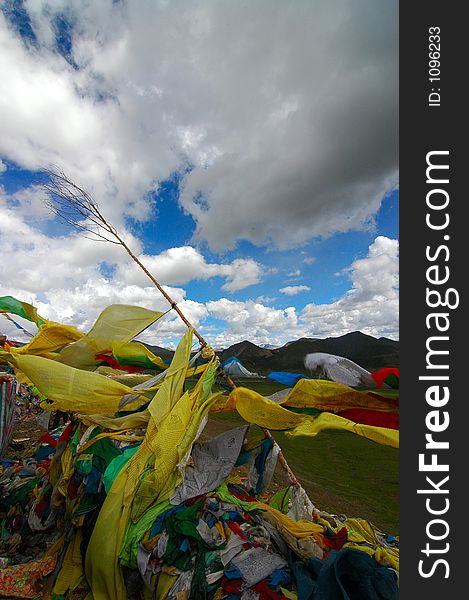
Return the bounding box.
[85,329,221,600]
[226,386,398,448]
[209,392,237,413]
[85,328,195,600]
[129,382,221,523]
[78,411,151,432]
[287,411,399,448]
[10,354,145,415]
[111,340,167,370]
[281,378,397,412]
[87,304,164,341]
[7,322,84,358]
[102,372,154,386]
[230,387,305,430]
[58,304,164,370]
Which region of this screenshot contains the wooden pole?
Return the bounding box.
[43,171,301,488]
[116,230,300,487]
[114,231,206,347]
[117,231,300,487]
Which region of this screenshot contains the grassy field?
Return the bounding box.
[207,378,399,535]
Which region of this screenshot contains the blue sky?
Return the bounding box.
[0,1,398,348]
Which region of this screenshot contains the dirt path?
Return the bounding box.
[2,412,47,461]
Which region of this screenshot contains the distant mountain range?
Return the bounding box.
[6,330,398,374]
[147,331,399,374]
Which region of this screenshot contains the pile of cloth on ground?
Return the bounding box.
[0,297,399,599]
[0,421,399,599]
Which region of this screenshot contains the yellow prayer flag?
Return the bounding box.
[282,378,397,412]
[9,322,83,357]
[11,354,144,414]
[287,412,399,448]
[58,304,165,370]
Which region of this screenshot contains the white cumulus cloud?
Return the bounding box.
[1,236,398,346]
[301,236,399,338]
[116,247,262,292]
[0,2,398,347]
[280,285,311,296]
[1,0,397,250]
